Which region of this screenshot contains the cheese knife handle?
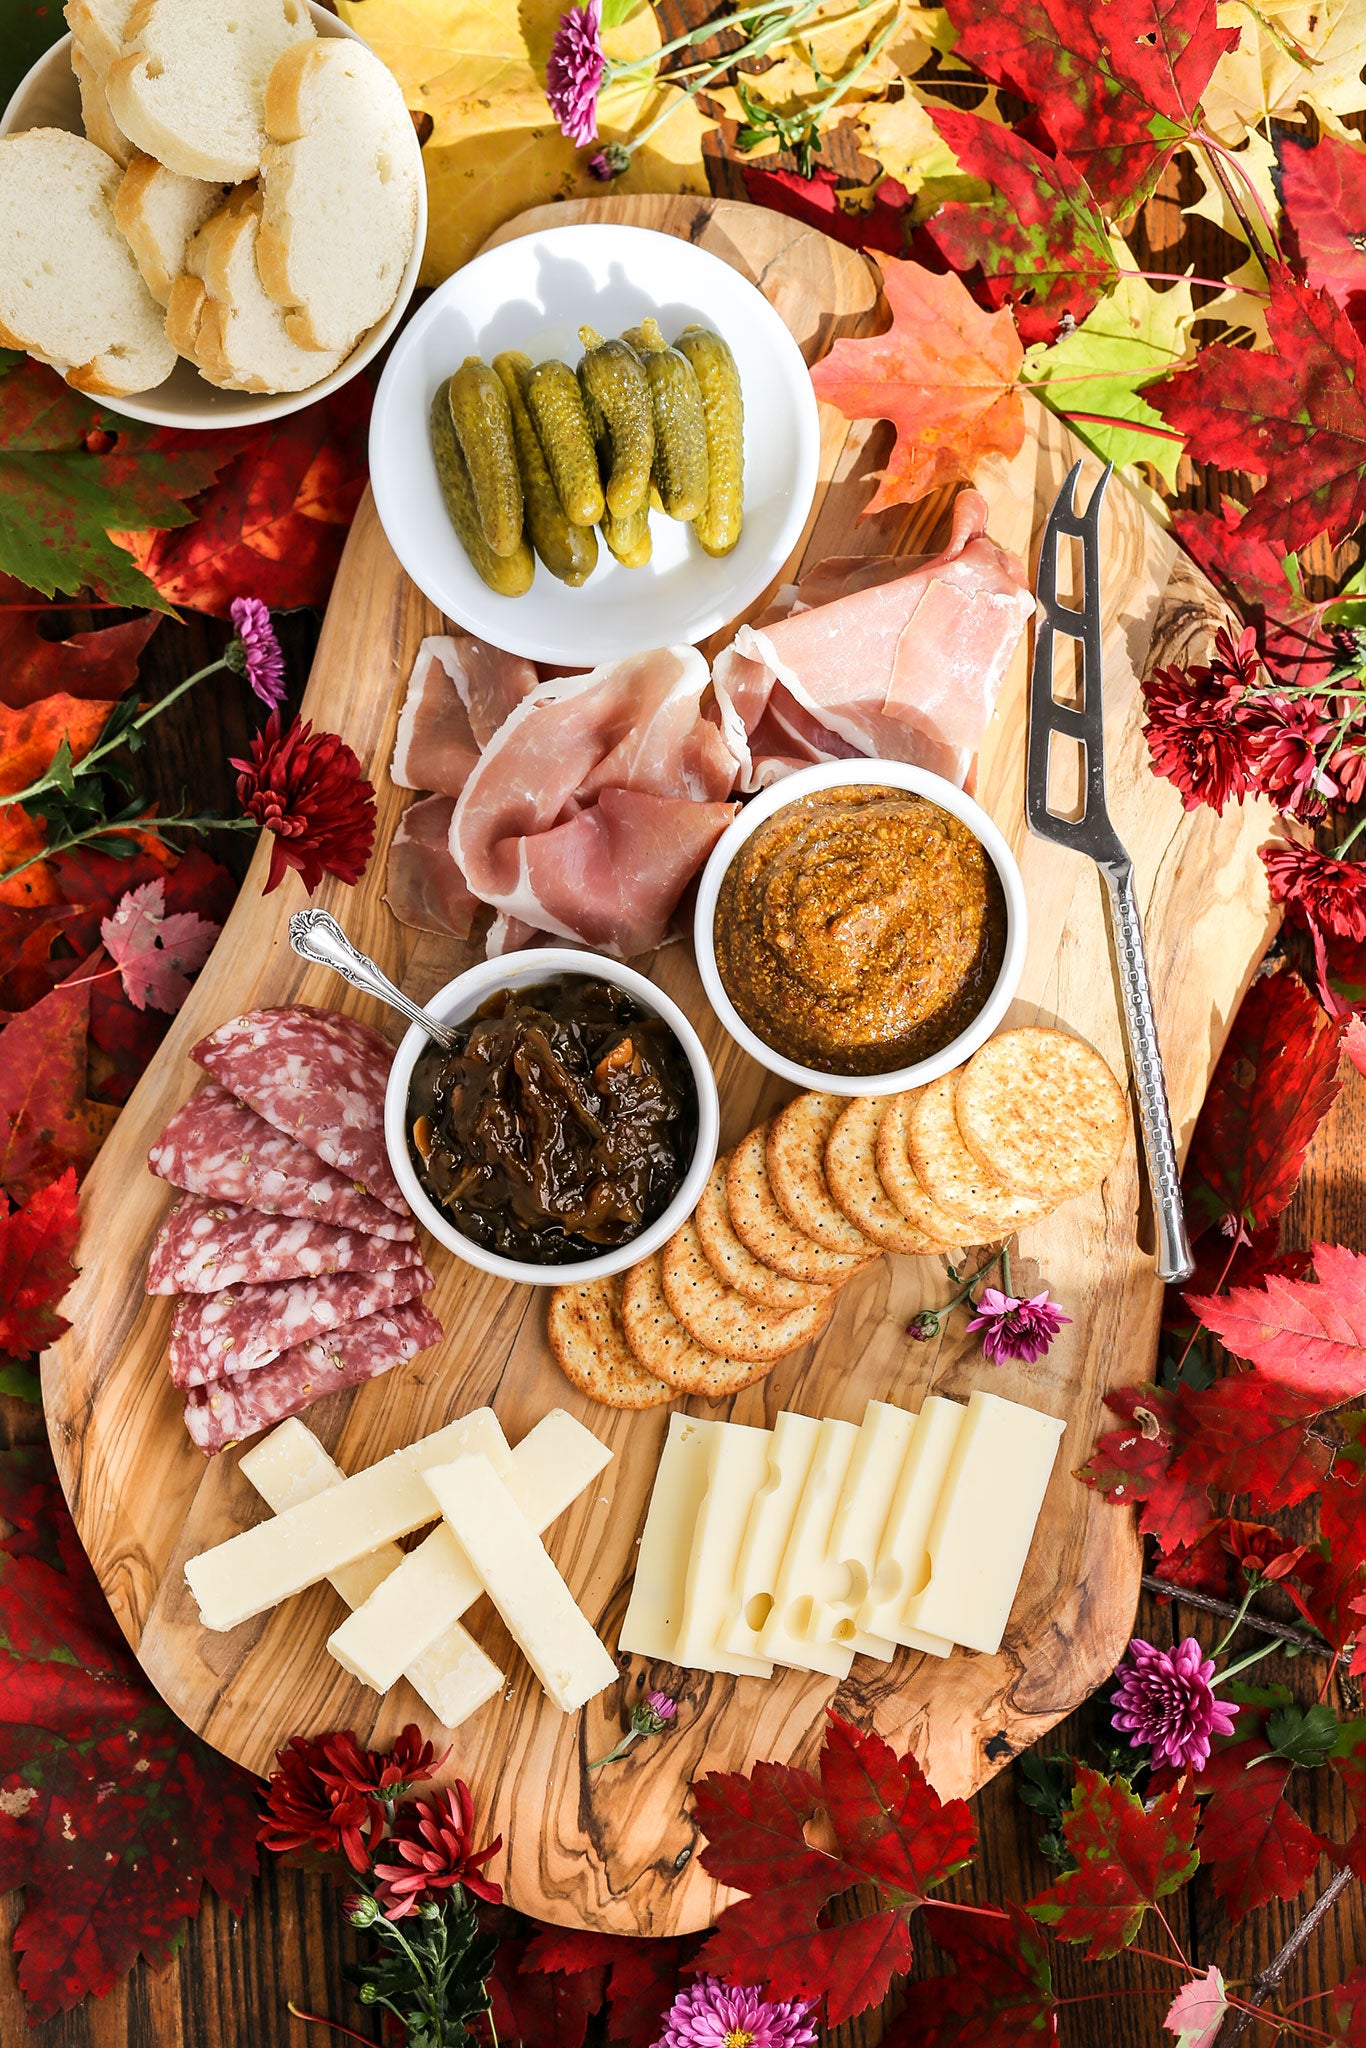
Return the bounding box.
[1102,860,1194,1285]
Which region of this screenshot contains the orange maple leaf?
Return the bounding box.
[810,257,1025,516]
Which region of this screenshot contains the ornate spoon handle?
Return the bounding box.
[288,908,457,1052]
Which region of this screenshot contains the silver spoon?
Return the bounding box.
[287,908,459,1052]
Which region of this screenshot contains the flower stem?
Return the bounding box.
[0,811,254,887]
[608,0,832,68]
[609,0,829,155]
[2,654,230,808]
[285,2004,376,2046]
[1210,1577,1260,1658]
[1140,1574,1341,1662]
[1333,811,1366,859]
[1212,1636,1284,1686]
[587,1730,641,1770]
[736,4,898,145]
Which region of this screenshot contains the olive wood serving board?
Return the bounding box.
[44,195,1279,1937]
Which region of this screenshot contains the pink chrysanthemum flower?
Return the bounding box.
[227,595,286,709]
[547,0,605,144]
[964,1286,1071,1365]
[652,1977,818,2048]
[1111,1636,1239,1774]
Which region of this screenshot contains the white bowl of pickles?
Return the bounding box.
[367,221,821,665]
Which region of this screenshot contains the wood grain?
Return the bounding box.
[41,196,1279,1940]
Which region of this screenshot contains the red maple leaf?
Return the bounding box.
[113,382,370,617]
[1080,1382,1212,1553]
[0,606,158,712]
[879,1900,1056,2045]
[0,1169,79,1358]
[939,0,1237,214]
[486,1910,608,2048]
[1026,1766,1198,1960]
[1182,964,1345,1237]
[1169,1372,1329,1515]
[925,111,1118,343]
[0,965,102,1203]
[0,693,117,799]
[520,1927,699,2048]
[1189,1244,1366,1406]
[98,878,219,1013]
[1276,134,1366,334]
[808,257,1025,517]
[1302,1439,1366,1654]
[0,1445,259,2019]
[1151,266,1366,553]
[1332,1966,1366,2042]
[1196,1724,1327,1921]
[741,161,914,256]
[693,1713,977,2026]
[1173,503,1347,690]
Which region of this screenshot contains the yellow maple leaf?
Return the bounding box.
[856,88,961,191]
[341,0,712,282]
[1200,0,1366,145]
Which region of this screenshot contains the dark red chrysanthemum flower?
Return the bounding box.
[259,1734,384,1873]
[316,1724,448,1803]
[372,1782,504,1920]
[1240,693,1337,820]
[1141,629,1261,815]
[232,711,376,895]
[1222,1519,1308,1586]
[1262,841,1366,942]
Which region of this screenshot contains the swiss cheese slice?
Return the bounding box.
[426,1453,618,1715]
[856,1396,963,1655]
[808,1399,916,1659]
[757,1416,859,1677]
[898,1390,1065,1654]
[717,1410,823,1665]
[675,1421,775,1678]
[619,1413,718,1665]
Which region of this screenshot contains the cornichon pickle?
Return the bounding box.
[430,380,534,597]
[525,359,605,529]
[578,324,653,521]
[492,349,598,588]
[600,500,652,568]
[446,356,524,558]
[675,324,744,557]
[623,316,709,523]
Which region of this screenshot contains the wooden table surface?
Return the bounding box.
[5,105,1365,2048]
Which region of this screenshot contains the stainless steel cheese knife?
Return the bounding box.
[1025,461,1194,1284]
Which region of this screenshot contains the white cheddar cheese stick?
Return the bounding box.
[757,1417,859,1678]
[807,1399,914,1660]
[426,1454,619,1715]
[675,1421,774,1678]
[619,1413,721,1667]
[899,1390,1065,1654]
[239,1420,504,1729]
[327,1408,613,1692]
[186,1409,510,1632]
[717,1411,822,1665]
[856,1396,963,1655]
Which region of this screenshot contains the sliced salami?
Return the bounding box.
[182,1300,444,1456]
[148,1084,412,1238]
[191,1006,406,1214]
[169,1265,433,1387]
[147,1197,422,1295]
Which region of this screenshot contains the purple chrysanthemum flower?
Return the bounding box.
[651,1977,818,2048]
[227,596,286,709]
[589,141,630,180]
[546,0,605,145]
[645,1689,677,1725]
[1111,1636,1239,1774]
[964,1285,1071,1365]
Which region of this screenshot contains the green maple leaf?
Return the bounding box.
[1023,261,1196,488]
[0,356,228,608]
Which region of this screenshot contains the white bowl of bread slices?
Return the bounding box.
[0,0,426,426]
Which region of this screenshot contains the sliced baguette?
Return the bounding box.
[0,129,174,396]
[114,155,229,305]
[106,0,315,183]
[70,35,133,164]
[166,185,343,392]
[257,38,420,353]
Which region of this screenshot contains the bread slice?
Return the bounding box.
[114,155,229,305]
[0,129,175,396]
[66,0,137,164]
[106,0,315,183]
[257,38,420,353]
[166,185,343,392]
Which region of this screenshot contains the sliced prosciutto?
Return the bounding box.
[390,634,538,797]
[182,1299,443,1455]
[169,1265,432,1387]
[385,794,481,937]
[450,647,740,956]
[147,1196,424,1295]
[713,489,1035,789]
[148,1084,412,1239]
[191,1006,406,1214]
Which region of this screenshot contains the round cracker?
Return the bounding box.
[726,1125,873,1285]
[956,1025,1127,1199]
[907,1074,1049,1236]
[547,1274,674,1409]
[661,1218,837,1362]
[767,1094,877,1255]
[620,1253,773,1398]
[694,1155,833,1311]
[874,1093,973,1246]
[825,1096,948,1255]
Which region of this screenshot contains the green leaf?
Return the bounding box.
[1265,1701,1340,1770]
[1023,264,1196,489]
[0,1357,41,1402]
